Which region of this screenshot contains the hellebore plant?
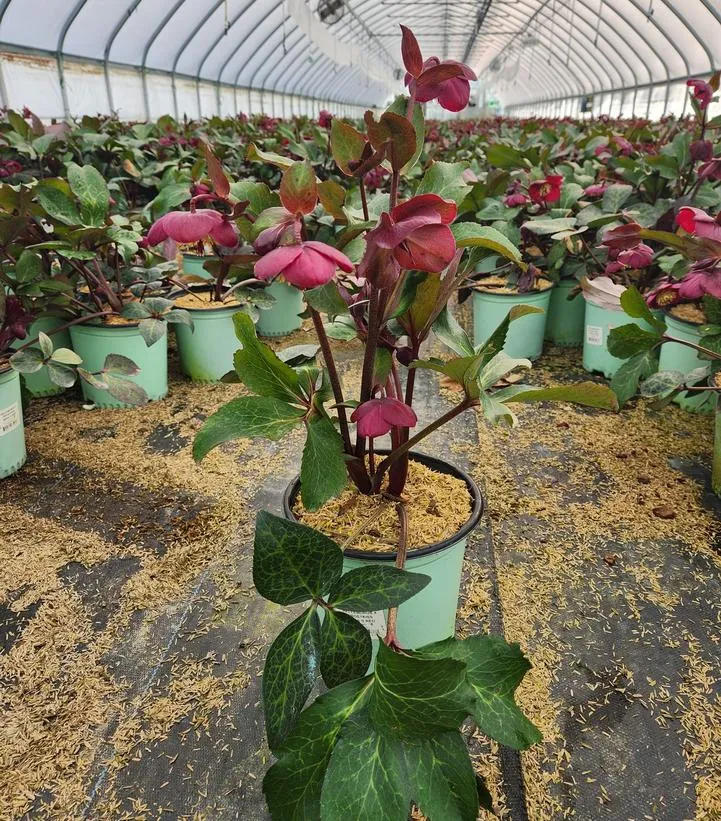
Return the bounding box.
[191,25,618,821]
[607,285,721,494]
[0,166,182,402]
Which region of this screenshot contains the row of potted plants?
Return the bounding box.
[1,26,719,816]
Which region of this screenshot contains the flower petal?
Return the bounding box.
[282,246,336,289]
[391,193,457,225]
[303,240,354,272]
[437,78,471,112]
[394,224,457,273]
[210,219,239,248]
[350,400,392,438]
[254,245,303,281]
[380,397,417,428]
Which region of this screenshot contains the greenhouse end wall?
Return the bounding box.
[0,49,369,121]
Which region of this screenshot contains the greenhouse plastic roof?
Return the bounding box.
[0,0,719,117]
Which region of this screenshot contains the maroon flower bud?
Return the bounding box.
[691,140,713,162]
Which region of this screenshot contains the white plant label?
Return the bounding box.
[586,325,604,346]
[341,609,387,636]
[0,402,20,436]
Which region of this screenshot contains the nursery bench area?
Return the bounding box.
[2,330,720,820]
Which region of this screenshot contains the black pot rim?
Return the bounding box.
[282,450,484,562]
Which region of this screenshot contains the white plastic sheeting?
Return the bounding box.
[0,0,718,119]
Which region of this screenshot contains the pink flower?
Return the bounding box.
[401,25,476,112]
[350,397,418,438]
[359,194,457,281]
[318,110,333,128]
[691,140,713,162]
[504,192,529,207]
[528,175,563,205]
[687,79,713,110]
[147,209,237,247]
[612,136,634,156]
[254,241,353,289]
[584,183,609,197]
[677,207,721,242]
[617,243,654,268]
[647,260,721,307]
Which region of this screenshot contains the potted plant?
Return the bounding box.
[599,201,721,410]
[0,290,146,478]
[0,245,76,397]
[144,145,289,381]
[191,26,618,819]
[0,162,194,407]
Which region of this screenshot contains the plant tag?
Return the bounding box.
[340,609,387,637]
[0,402,20,436]
[586,325,604,346]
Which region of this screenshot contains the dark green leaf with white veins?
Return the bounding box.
[233,311,302,401]
[401,731,480,821]
[104,374,148,406]
[417,635,542,750]
[607,323,660,359]
[300,413,348,511]
[370,642,468,739]
[320,713,407,821]
[264,677,371,821]
[611,349,658,406]
[253,510,343,606]
[263,608,321,751]
[193,396,304,461]
[328,566,431,612]
[320,610,372,689]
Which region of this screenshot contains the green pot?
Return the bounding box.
[583,299,659,378]
[69,323,168,408]
[0,367,26,478]
[659,313,712,414]
[11,315,73,397]
[175,303,243,383]
[182,254,215,279]
[545,279,585,347]
[283,452,484,657]
[255,280,304,338]
[473,286,552,360]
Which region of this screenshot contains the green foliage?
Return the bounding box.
[252,506,543,820]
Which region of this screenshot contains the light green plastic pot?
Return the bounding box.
[255,280,304,338]
[658,313,713,414]
[473,286,553,360]
[583,299,659,378]
[69,323,168,408]
[175,303,243,383]
[11,315,72,397]
[283,452,484,657]
[545,279,585,347]
[0,367,26,478]
[182,254,215,279]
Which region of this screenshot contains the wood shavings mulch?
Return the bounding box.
[294,459,472,552]
[469,345,721,820]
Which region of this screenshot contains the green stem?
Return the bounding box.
[383,500,408,649]
[662,333,721,361]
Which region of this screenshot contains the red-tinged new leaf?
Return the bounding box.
[416,63,466,88]
[400,25,423,77]
[330,120,367,176]
[202,141,230,199]
[280,161,318,215]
